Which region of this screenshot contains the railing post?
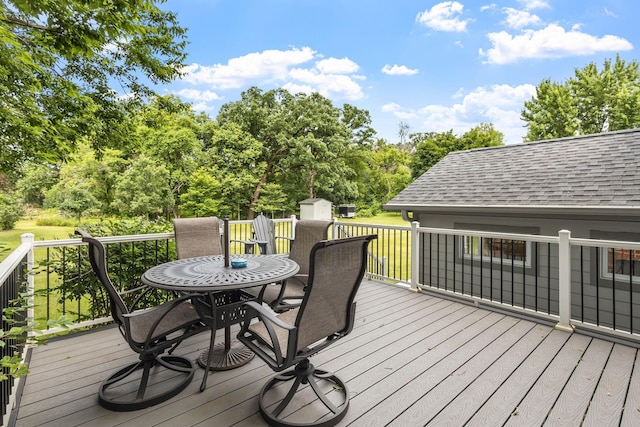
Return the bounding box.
[556,230,574,333]
[21,233,35,332]
[331,217,338,239]
[381,256,387,279]
[290,214,298,240]
[410,221,420,292]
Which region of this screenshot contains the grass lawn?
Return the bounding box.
[0,219,76,262]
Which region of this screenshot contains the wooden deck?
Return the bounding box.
[13,279,640,427]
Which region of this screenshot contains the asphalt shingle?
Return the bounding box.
[386,128,640,209]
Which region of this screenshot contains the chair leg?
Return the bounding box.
[98,355,194,412]
[199,327,217,391]
[258,359,349,427]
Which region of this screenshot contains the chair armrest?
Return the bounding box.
[239,301,295,365]
[119,284,155,312]
[230,239,258,254]
[123,293,203,345]
[242,301,294,331]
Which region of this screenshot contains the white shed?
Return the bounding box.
[299,198,333,220]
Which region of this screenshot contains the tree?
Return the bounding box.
[15,163,59,206]
[254,182,288,218]
[522,55,640,141]
[50,183,97,223]
[0,192,24,230]
[180,167,223,217]
[0,0,187,173]
[398,121,411,145]
[111,156,174,219]
[216,87,374,219]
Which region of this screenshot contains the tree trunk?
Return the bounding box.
[248,168,271,220]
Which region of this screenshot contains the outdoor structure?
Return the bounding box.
[338,204,356,218]
[299,198,332,220]
[385,128,640,332]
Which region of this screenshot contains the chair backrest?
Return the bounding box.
[173,217,223,259]
[288,220,332,275]
[252,214,277,254]
[294,235,376,352]
[75,230,129,325]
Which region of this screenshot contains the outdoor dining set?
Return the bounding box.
[77,214,376,427]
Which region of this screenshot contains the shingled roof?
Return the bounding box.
[385,128,640,213]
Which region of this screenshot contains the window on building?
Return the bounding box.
[462,236,531,268]
[601,247,640,283]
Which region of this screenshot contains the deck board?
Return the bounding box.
[13,279,640,427]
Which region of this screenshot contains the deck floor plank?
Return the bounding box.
[461,328,572,426]
[13,279,640,427]
[621,350,640,427]
[426,323,552,426]
[543,337,613,426]
[503,333,592,426]
[582,343,637,427]
[386,318,536,426]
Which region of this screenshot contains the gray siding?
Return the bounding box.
[417,212,640,333]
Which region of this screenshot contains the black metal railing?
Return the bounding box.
[0,245,28,426]
[419,230,559,317]
[335,222,411,283]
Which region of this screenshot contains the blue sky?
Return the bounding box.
[156,0,638,144]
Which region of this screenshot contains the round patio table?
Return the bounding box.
[142,254,299,391]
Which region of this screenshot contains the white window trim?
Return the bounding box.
[461,236,532,268]
[599,247,640,284]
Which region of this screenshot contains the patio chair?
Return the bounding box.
[249,214,293,254]
[76,230,207,411]
[258,219,332,312]
[238,234,377,427]
[173,216,223,259]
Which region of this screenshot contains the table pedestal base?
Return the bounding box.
[198,340,255,371]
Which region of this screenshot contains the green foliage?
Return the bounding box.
[522,55,640,141]
[1,290,72,381]
[111,156,175,218]
[15,162,59,206]
[136,96,206,215]
[51,218,174,319]
[358,140,412,207]
[0,192,25,230]
[35,217,77,227]
[216,87,375,218]
[0,0,188,173]
[180,167,223,217]
[254,182,287,217]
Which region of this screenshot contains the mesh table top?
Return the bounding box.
[142,254,299,292]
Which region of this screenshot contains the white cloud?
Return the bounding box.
[182,47,316,89]
[382,102,401,113]
[288,68,364,100]
[480,24,633,64]
[481,4,496,12]
[383,84,536,144]
[604,7,617,18]
[316,57,359,74]
[517,0,550,10]
[416,1,470,32]
[381,64,419,75]
[502,8,541,29]
[191,102,214,112]
[177,47,365,103]
[174,89,222,102]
